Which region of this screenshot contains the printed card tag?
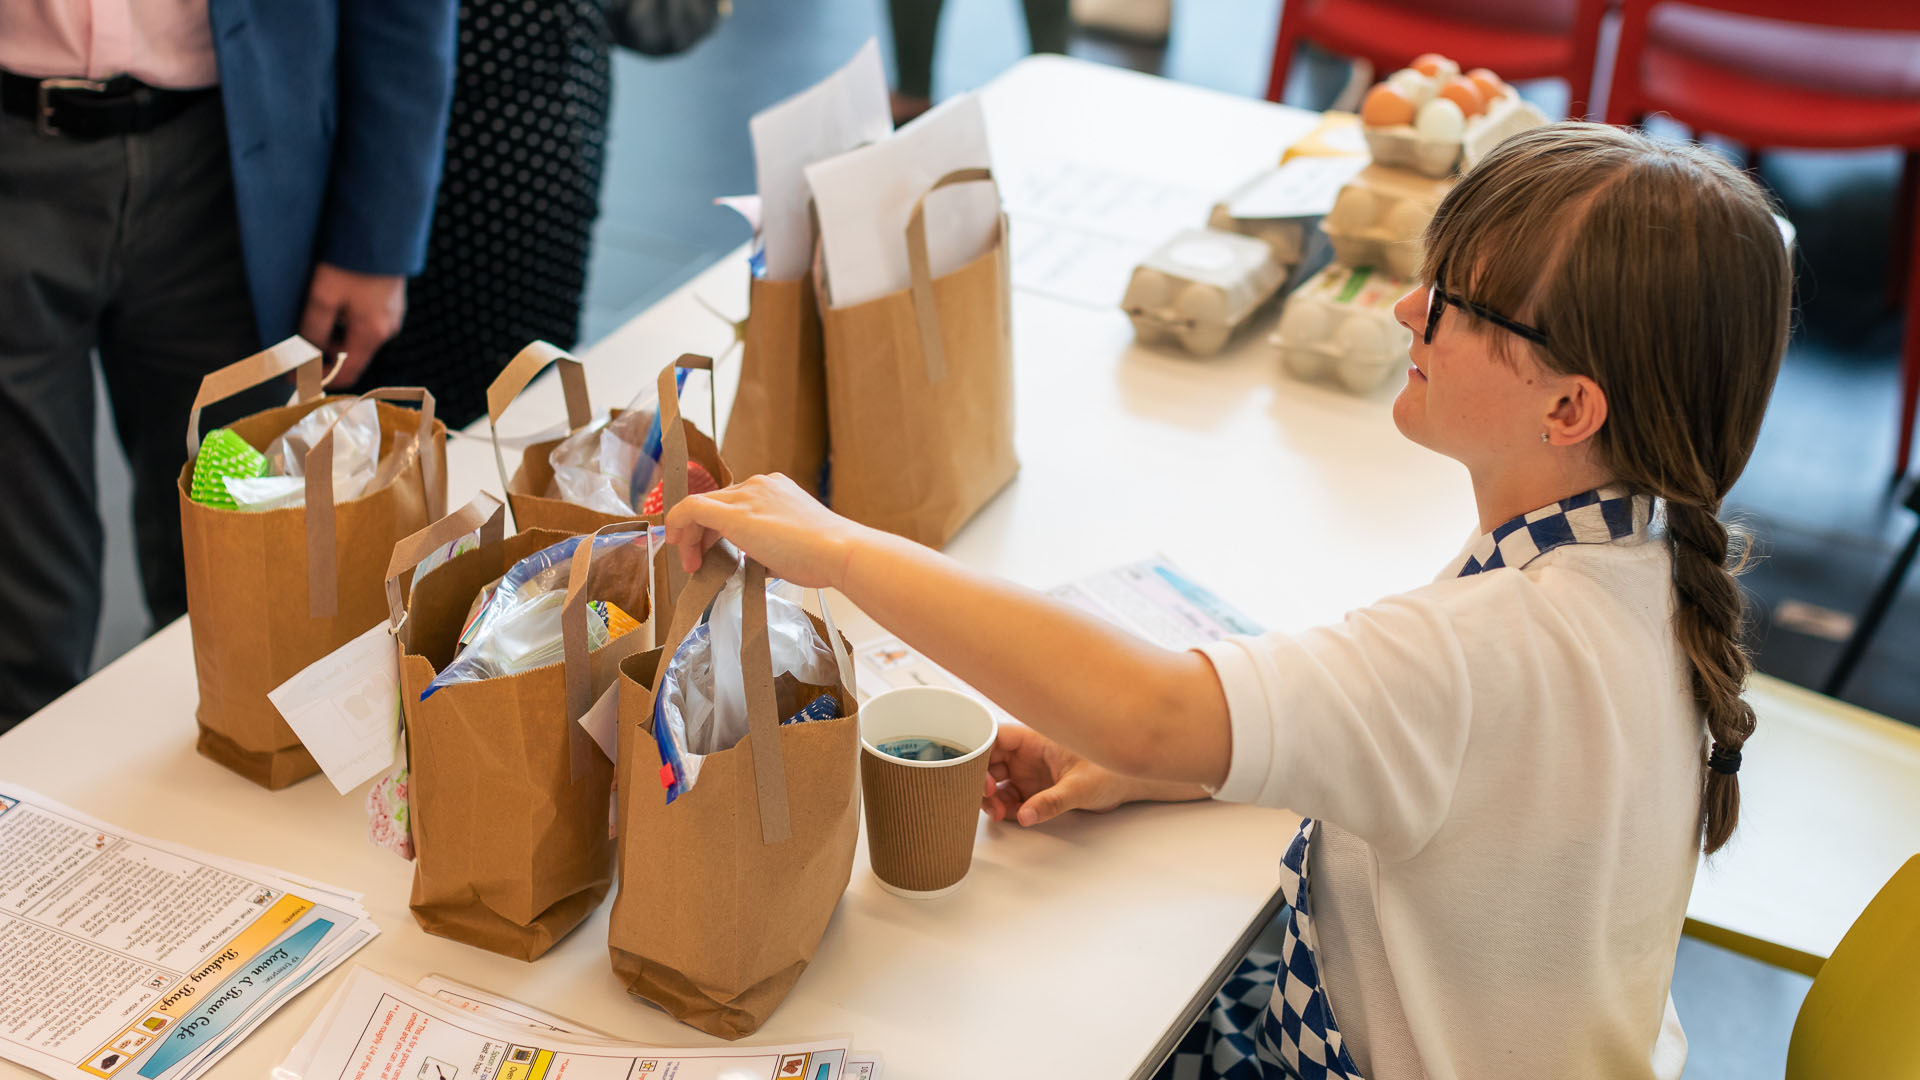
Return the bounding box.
[268,622,402,795]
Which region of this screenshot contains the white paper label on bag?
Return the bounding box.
[268,622,401,795]
[577,681,621,763]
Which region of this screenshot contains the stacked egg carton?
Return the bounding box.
[1122,111,1366,357]
[1274,53,1547,393]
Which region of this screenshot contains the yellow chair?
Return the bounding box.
[1785,854,1920,1078]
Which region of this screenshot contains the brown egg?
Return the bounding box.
[1360,83,1417,128]
[1410,53,1456,78]
[1438,76,1487,118]
[1466,68,1508,103]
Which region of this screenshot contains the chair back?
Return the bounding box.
[1629,0,1920,33]
[1785,854,1920,1079]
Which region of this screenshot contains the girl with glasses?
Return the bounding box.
[663,122,1791,1080]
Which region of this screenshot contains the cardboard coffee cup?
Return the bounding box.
[859,686,997,899]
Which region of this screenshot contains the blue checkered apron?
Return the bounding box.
[1157,486,1652,1080]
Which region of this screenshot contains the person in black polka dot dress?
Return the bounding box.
[350,0,613,428]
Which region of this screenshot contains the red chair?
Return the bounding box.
[1265,0,1610,118]
[1604,0,1920,477]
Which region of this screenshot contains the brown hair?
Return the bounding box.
[1419,123,1792,855]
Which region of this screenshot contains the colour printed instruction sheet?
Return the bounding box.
[277,969,881,1080]
[0,785,376,1080]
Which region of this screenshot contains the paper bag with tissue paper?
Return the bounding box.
[723,40,890,498]
[609,547,859,1039]
[390,498,651,960]
[487,342,730,535]
[179,337,447,789]
[807,95,1017,547]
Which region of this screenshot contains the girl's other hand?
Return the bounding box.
[982,722,1210,826]
[662,473,865,589]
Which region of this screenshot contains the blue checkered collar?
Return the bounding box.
[1443,484,1654,579]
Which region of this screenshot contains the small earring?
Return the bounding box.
[1540,432,1550,444]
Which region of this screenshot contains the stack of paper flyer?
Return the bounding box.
[278,969,882,1080]
[0,784,377,1080]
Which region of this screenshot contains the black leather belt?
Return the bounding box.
[1,71,215,138]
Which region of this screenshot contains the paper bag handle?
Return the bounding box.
[560,519,654,778]
[486,341,592,529]
[646,546,858,846]
[383,491,507,634]
[905,167,999,385]
[656,353,717,601]
[302,386,442,619]
[186,336,325,457]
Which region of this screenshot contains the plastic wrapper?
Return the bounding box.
[224,398,383,510]
[547,409,657,516]
[544,367,692,515]
[652,567,840,801]
[422,532,648,697]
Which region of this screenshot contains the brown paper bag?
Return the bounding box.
[722,273,829,497]
[388,496,654,961]
[608,549,860,1039]
[180,337,447,789]
[819,167,1018,547]
[487,342,731,533]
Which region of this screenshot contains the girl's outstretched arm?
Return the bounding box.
[664,474,1232,787]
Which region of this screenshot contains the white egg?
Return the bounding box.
[1385,200,1432,243]
[1123,267,1175,314]
[1277,298,1330,344]
[1415,97,1465,142]
[1387,69,1436,106]
[1327,187,1380,230]
[1334,316,1391,366]
[1174,283,1231,354]
[1338,353,1399,393]
[1283,344,1333,380]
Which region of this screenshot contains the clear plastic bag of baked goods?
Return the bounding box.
[221,398,384,510]
[651,564,841,802]
[547,408,657,515]
[422,531,647,697]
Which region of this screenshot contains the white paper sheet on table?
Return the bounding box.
[995,158,1212,308]
[0,784,377,1080]
[749,39,892,282]
[274,969,883,1080]
[806,93,1000,309]
[849,555,1262,711]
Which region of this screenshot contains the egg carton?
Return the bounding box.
[1364,86,1550,179]
[1122,228,1288,357]
[1271,263,1415,394]
[1320,163,1455,279]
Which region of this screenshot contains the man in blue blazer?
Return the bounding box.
[0,0,458,728]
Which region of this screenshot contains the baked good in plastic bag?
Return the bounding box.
[651,567,841,802]
[422,531,649,697]
[206,398,385,511]
[546,409,656,516]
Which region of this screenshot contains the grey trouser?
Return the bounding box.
[0,92,281,729]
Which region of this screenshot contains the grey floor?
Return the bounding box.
[92,0,1910,1073]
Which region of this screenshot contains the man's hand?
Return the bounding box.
[299,263,407,387]
[981,722,1212,826]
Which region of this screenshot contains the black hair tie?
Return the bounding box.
[1707,743,1742,775]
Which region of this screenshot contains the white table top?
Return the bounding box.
[4,54,1913,1080]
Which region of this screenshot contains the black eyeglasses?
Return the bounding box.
[1424,263,1551,348]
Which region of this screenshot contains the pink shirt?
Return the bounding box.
[0,0,217,89]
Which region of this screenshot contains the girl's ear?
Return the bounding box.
[1543,374,1608,447]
